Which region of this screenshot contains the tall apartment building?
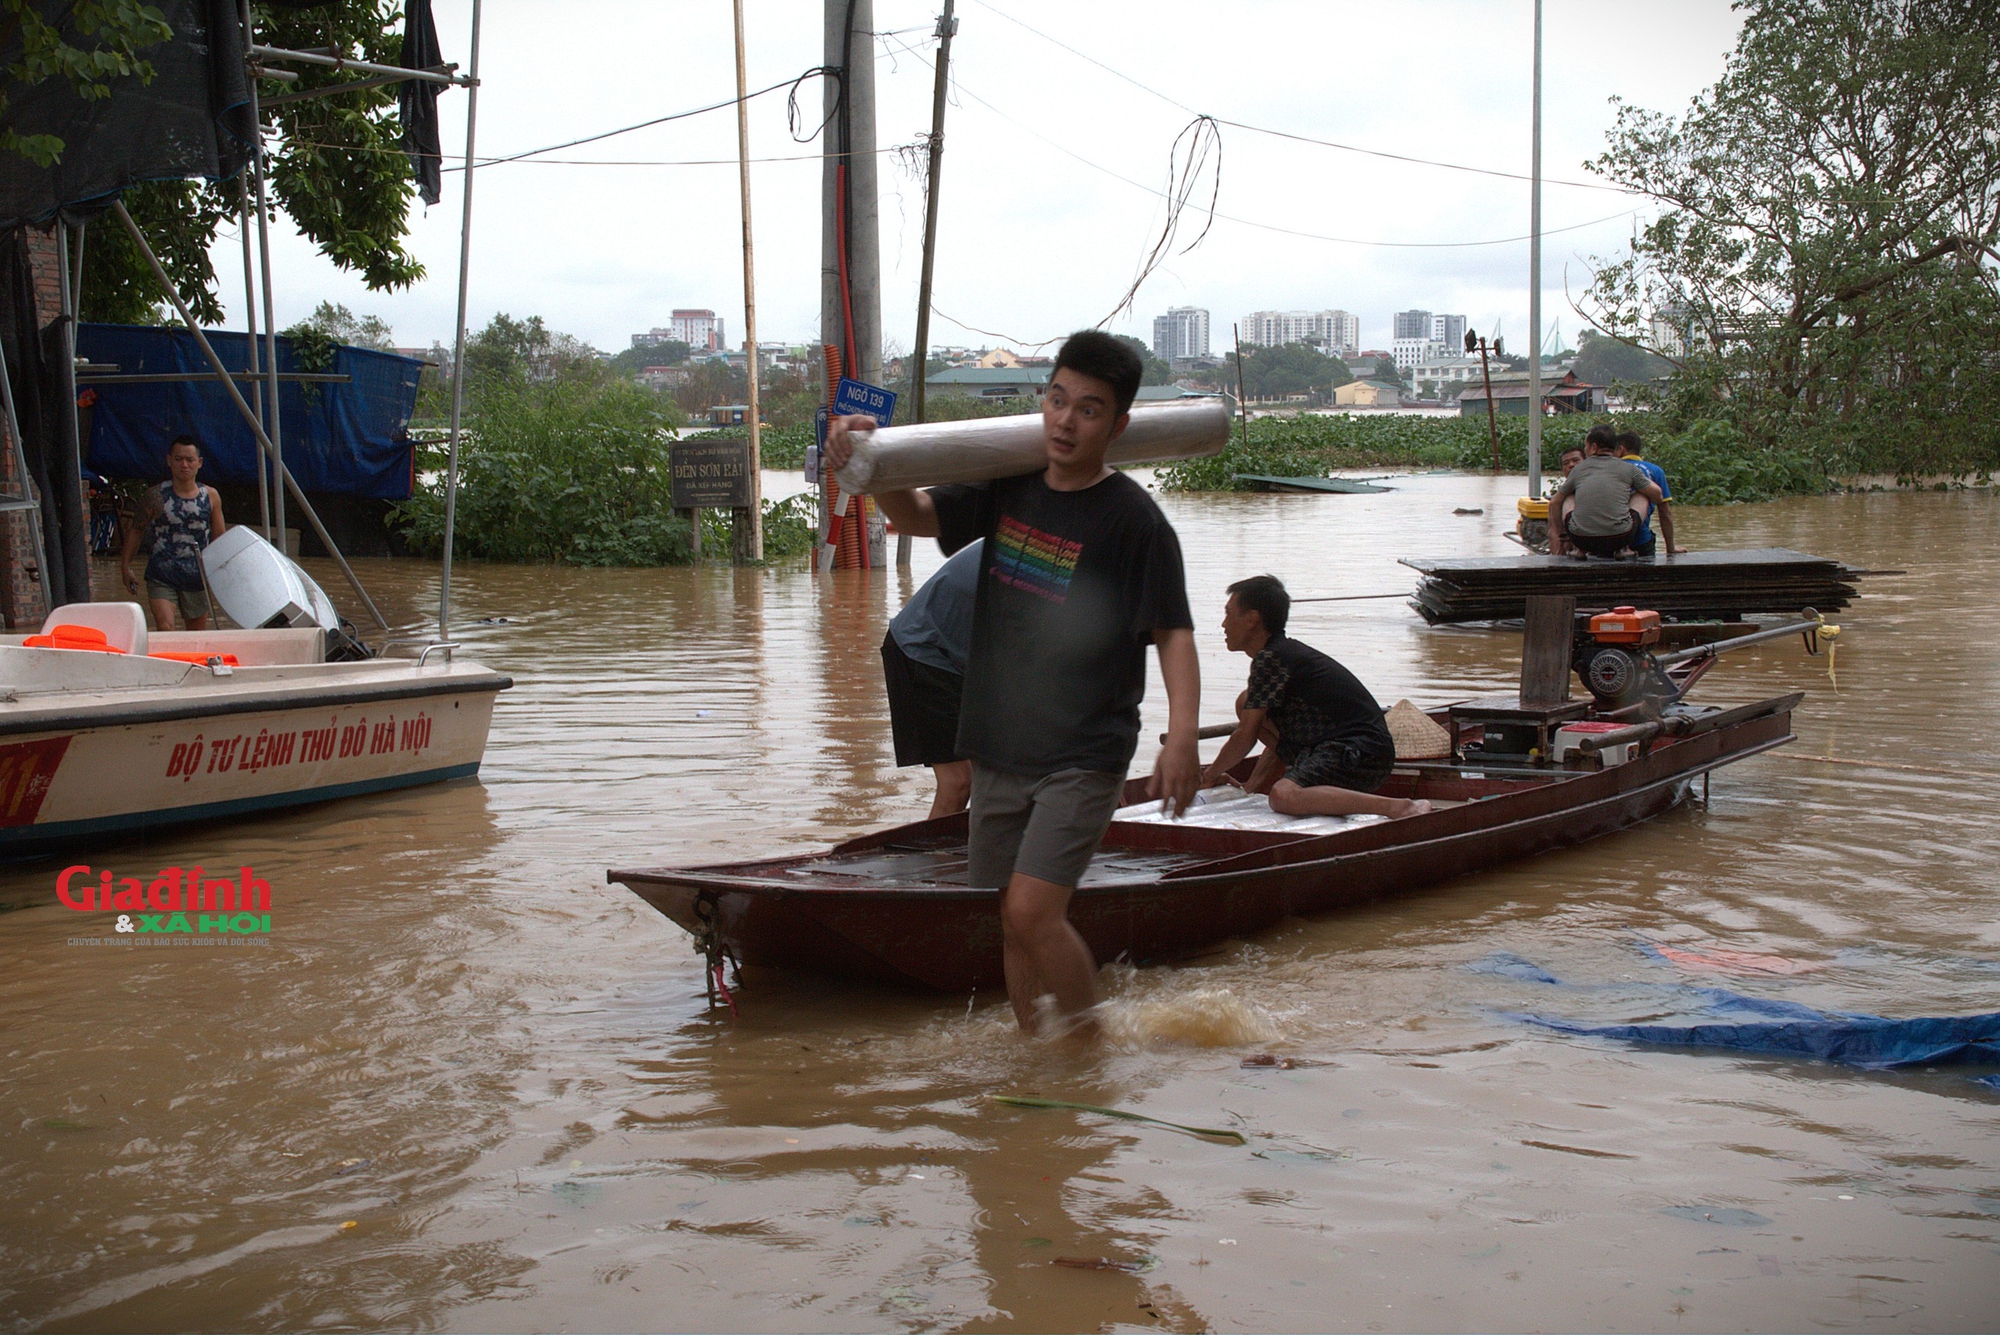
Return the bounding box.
[631,310,726,353]
[1240,309,1359,357]
[671,309,724,352]
[1393,309,1433,340]
[1429,312,1467,351]
[1151,306,1211,361]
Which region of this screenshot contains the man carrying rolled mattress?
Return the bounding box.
[824,331,1202,1037]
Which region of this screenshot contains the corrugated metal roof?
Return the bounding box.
[926,367,1050,386]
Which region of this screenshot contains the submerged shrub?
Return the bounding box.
[393,376,809,566]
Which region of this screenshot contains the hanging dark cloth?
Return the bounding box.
[0,230,67,606]
[38,311,89,604]
[0,0,254,231]
[399,0,445,207]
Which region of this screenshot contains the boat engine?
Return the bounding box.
[1573,606,1681,713]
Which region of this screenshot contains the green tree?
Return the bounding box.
[2,0,173,166]
[81,177,233,322]
[1370,355,1403,386]
[606,341,691,376]
[1582,0,2000,474]
[1225,342,1351,401]
[460,313,599,387]
[1571,330,1672,386]
[74,2,431,324]
[1112,333,1174,385]
[291,300,396,352]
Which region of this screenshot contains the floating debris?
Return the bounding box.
[990,1095,1247,1145]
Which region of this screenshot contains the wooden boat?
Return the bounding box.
[1233,473,1391,494]
[610,693,1799,993]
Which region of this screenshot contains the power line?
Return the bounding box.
[474,72,822,166]
[885,34,1636,250]
[965,0,1636,196]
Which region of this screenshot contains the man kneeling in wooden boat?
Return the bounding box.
[1199,575,1431,821]
[825,331,1203,1036]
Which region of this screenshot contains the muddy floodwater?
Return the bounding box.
[3,474,1997,1333]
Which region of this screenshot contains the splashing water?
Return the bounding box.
[1097,988,1281,1048]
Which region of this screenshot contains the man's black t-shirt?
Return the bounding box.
[1243,635,1392,762]
[930,469,1192,776]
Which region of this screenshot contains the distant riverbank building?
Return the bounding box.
[633,310,725,353]
[1239,309,1358,359]
[1152,307,1210,361]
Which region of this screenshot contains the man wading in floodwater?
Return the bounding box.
[824,331,1201,1036]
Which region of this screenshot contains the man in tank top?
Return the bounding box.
[118,435,227,630]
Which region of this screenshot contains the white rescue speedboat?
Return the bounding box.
[0,529,509,852]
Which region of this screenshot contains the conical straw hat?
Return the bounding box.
[1385,699,1452,760]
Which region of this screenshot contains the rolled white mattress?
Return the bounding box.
[831,396,1232,494]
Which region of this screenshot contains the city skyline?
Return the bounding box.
[213,2,1745,369]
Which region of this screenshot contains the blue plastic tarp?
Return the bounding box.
[78,324,421,500]
[1469,950,2000,1083]
[1518,1010,2000,1071]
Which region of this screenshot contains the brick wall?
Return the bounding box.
[0,224,64,629]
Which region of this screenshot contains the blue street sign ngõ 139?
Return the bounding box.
[833,377,897,426]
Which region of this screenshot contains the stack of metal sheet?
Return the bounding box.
[1399,548,1861,624]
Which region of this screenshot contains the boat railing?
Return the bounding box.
[376,638,462,666]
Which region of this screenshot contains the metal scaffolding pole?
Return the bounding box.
[51,224,88,603]
[243,0,286,548]
[236,177,270,538]
[1526,0,1544,497]
[439,0,483,641]
[111,199,389,631]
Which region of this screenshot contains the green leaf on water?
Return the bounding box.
[990,1095,1248,1145]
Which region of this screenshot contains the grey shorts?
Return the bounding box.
[146,580,209,620]
[967,763,1127,889]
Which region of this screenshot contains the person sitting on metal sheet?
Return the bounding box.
[881,539,981,819]
[1543,443,1586,499]
[118,434,227,630]
[1549,433,1671,558]
[1615,429,1687,556]
[1199,575,1431,821]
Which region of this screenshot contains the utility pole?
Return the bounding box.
[822,0,884,569]
[846,0,882,398]
[1467,330,1500,471]
[1233,324,1251,449]
[731,0,763,562]
[1526,0,1544,497]
[902,0,955,567]
[910,0,955,424]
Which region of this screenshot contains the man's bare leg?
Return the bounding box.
[928,760,971,820]
[999,872,1098,1034]
[1269,777,1430,820]
[148,597,180,632]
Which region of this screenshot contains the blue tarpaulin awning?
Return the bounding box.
[78,324,422,501]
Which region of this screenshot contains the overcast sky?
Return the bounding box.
[221,0,1745,362]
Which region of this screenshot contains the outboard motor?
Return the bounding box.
[200,527,375,660]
